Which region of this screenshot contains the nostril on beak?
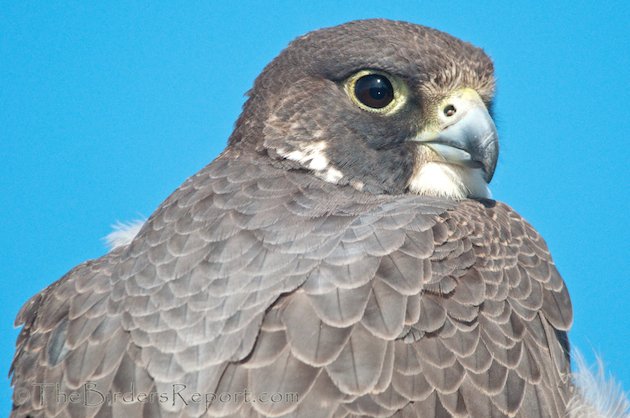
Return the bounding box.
[443,104,457,117]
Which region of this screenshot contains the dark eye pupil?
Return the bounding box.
[354,74,394,109]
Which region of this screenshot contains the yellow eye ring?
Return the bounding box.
[345,70,408,114]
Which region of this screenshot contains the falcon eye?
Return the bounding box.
[354,74,394,109]
[345,70,408,114]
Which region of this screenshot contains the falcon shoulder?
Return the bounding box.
[11,152,573,418]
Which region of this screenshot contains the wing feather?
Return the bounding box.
[11,157,573,417]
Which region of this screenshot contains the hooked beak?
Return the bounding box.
[411,88,499,182]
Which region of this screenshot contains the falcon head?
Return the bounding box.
[229,19,498,199]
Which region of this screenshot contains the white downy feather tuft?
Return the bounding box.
[569,349,630,418]
[104,220,145,251]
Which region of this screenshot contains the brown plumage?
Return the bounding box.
[11,19,573,417]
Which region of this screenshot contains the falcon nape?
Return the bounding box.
[12,19,597,418]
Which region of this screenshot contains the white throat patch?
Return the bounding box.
[407,161,490,200]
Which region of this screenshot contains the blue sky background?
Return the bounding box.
[1,1,628,414]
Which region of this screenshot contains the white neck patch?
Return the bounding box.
[407,161,490,200]
[277,141,490,199]
[277,141,344,184]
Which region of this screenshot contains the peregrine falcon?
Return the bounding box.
[11,19,578,417]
